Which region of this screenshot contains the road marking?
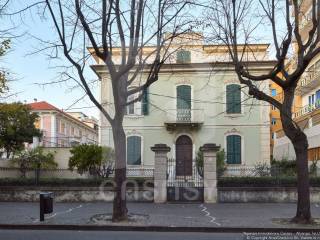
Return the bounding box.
[316,204,319,208]
[199,204,221,226]
[32,203,89,223]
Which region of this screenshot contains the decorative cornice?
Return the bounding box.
[200,143,221,152]
[150,144,171,153]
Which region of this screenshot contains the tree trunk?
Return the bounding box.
[111,121,128,222]
[280,90,311,223]
[291,134,311,223]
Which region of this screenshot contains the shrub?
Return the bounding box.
[271,157,297,176]
[11,147,57,177]
[310,160,319,177]
[0,177,153,187]
[69,144,114,178]
[252,162,271,177]
[196,149,226,177]
[218,176,320,187]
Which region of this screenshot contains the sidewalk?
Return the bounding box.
[0,202,319,230]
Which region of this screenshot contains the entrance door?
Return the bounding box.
[175,135,192,176]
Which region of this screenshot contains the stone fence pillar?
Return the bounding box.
[200,143,220,203]
[151,144,171,203]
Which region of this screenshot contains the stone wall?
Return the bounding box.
[218,187,320,203]
[2,186,320,203]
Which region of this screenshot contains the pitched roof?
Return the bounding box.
[28,101,60,112]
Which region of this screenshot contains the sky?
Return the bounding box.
[1,1,99,118]
[0,0,287,120]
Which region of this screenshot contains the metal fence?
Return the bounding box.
[218,165,320,178]
[167,158,203,188]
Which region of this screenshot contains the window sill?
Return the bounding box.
[125,114,145,119]
[224,113,244,118]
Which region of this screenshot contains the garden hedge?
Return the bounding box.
[0,177,153,187]
[217,176,320,187]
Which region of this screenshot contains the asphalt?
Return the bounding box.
[0,230,245,240]
[0,202,320,231]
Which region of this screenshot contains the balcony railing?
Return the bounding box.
[297,70,320,94]
[164,109,204,130]
[165,109,204,123]
[294,99,320,119]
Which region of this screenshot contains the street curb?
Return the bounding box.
[0,224,319,233]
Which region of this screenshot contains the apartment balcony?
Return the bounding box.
[164,109,204,131]
[297,71,320,95]
[294,100,320,119]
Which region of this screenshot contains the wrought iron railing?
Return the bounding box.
[294,99,320,118]
[298,70,320,88]
[165,109,204,123]
[166,158,203,187]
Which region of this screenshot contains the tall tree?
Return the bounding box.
[208,0,320,223]
[0,0,10,95]
[17,0,192,221]
[0,102,42,157]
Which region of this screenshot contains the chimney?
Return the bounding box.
[34,98,38,102]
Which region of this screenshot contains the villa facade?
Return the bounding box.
[91,34,273,175]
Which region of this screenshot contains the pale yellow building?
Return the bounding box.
[91,34,274,176]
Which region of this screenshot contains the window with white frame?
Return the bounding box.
[126,93,142,115]
[60,122,66,134]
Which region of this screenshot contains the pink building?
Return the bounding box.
[28,101,98,147]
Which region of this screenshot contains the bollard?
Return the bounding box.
[39,192,54,221]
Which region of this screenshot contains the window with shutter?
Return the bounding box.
[177,85,191,121]
[226,84,241,114]
[176,50,191,64]
[226,135,241,164]
[127,136,142,165]
[142,88,149,115]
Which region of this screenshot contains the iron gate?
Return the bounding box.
[167,158,204,202]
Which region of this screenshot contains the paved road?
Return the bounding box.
[0,202,319,228]
[0,230,244,240]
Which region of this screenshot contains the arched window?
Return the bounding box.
[127,136,142,165]
[226,84,241,114]
[226,135,241,164]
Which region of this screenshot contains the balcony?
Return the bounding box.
[164,109,204,131]
[297,71,320,95]
[294,99,320,119]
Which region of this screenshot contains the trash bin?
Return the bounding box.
[40,192,53,221]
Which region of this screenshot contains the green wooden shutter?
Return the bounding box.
[177,85,191,110]
[227,135,241,164]
[176,50,191,64]
[227,135,234,164]
[234,135,241,164]
[177,85,191,121]
[127,136,141,165]
[226,84,241,114]
[142,88,149,115]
